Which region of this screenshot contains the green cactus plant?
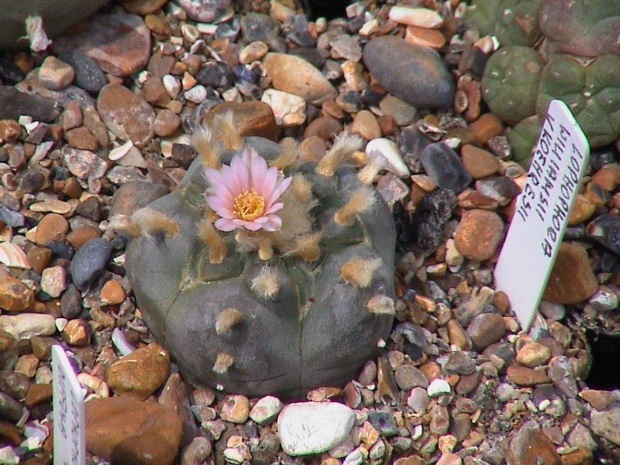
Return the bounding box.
[536,53,620,148]
[508,114,541,168]
[481,46,544,125]
[539,0,620,57]
[116,116,396,397]
[463,0,542,47]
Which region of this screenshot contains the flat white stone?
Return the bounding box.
[261,89,306,127]
[278,402,355,456]
[427,378,452,397]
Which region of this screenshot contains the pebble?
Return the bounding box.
[515,342,551,368]
[153,109,182,137]
[38,56,74,91]
[61,146,108,180]
[65,127,99,151]
[411,188,456,254]
[61,284,82,319]
[586,214,620,255]
[33,213,69,246]
[378,96,417,126]
[469,114,504,145]
[350,110,381,140]
[407,387,429,413]
[591,405,620,447]
[389,6,444,29]
[249,395,283,426]
[0,85,59,122]
[542,242,599,304]
[0,314,56,339]
[395,364,429,390]
[220,395,250,424]
[404,26,446,50]
[0,391,22,422]
[506,365,551,386]
[0,203,25,228]
[261,89,306,127]
[106,343,169,400]
[427,378,452,397]
[508,422,562,465]
[97,84,156,146]
[548,356,578,398]
[99,279,126,305]
[367,410,398,437]
[278,402,355,456]
[330,35,362,62]
[58,50,108,94]
[419,143,472,193]
[0,276,34,311]
[62,319,90,346]
[460,145,499,179]
[466,313,506,351]
[40,266,67,298]
[52,14,151,77]
[453,209,504,261]
[110,181,169,217]
[263,53,337,105]
[70,238,113,291]
[362,36,453,108]
[86,396,182,465]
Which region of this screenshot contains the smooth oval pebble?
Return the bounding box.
[263,53,337,105]
[108,140,135,161]
[70,238,113,291]
[278,402,355,456]
[0,314,56,339]
[363,36,454,108]
[0,242,30,269]
[388,6,444,29]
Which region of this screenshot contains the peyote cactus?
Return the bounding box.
[539,0,620,57]
[508,114,541,168]
[462,0,542,47]
[536,53,620,148]
[481,46,544,125]
[116,115,396,397]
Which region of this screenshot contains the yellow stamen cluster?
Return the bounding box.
[233,189,265,221]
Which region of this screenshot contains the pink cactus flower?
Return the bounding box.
[204,147,292,232]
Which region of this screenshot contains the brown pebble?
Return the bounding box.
[507,423,562,465]
[349,110,381,140]
[0,119,22,142]
[0,276,35,312]
[578,389,618,410]
[404,25,446,50]
[106,343,170,400]
[469,113,503,145]
[590,167,619,191]
[559,447,593,465]
[447,319,471,350]
[62,177,83,199]
[454,209,504,261]
[62,101,83,131]
[62,319,91,346]
[34,213,69,245]
[100,279,126,305]
[219,395,250,424]
[461,145,499,179]
[298,136,326,162]
[303,116,343,140]
[466,313,505,350]
[153,109,181,137]
[543,242,598,304]
[506,365,550,386]
[66,225,102,250]
[25,383,53,407]
[516,342,551,368]
[568,194,596,225]
[65,127,98,151]
[419,361,442,381]
[204,101,279,141]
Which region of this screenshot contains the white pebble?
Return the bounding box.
[0,314,56,339]
[427,378,452,397]
[261,89,306,127]
[184,84,208,104]
[365,138,409,178]
[249,395,283,426]
[163,74,181,99]
[278,402,355,456]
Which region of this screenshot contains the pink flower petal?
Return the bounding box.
[214,218,239,231]
[262,215,282,231]
[264,201,284,215]
[230,153,249,191]
[265,176,293,206]
[206,196,235,218]
[249,149,268,188]
[260,167,278,199]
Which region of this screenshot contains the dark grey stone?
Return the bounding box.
[411,188,456,255]
[419,143,472,193]
[70,238,112,291]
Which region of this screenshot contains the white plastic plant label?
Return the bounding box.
[494,99,590,331]
[52,345,85,465]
